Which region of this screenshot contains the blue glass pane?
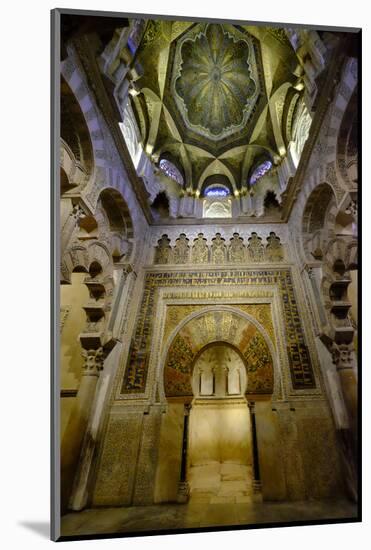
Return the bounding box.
[250,160,272,185]
[159,159,184,185]
[204,186,230,197]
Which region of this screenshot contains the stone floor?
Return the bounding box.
[189,461,253,504]
[61,497,358,538]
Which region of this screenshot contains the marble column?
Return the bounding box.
[248,401,262,494]
[331,342,358,502]
[177,403,191,503]
[306,266,327,325]
[331,343,357,432]
[67,347,105,511]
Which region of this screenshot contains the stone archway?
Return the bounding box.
[188,342,254,504]
[155,308,275,504]
[162,308,275,399]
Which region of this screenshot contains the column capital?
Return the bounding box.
[81,347,105,377]
[331,343,354,370]
[306,266,314,280]
[345,199,357,219]
[71,204,86,221]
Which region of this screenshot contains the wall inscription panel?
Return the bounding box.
[121,269,316,394]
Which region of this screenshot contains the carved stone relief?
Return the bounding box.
[247,232,265,262]
[154,234,172,264]
[153,231,286,265]
[266,232,284,261]
[229,233,245,263]
[173,233,190,264]
[211,233,226,263]
[192,233,209,264]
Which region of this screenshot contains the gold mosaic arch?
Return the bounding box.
[121,269,317,394]
[163,308,275,397]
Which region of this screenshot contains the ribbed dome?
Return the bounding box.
[175,24,257,138]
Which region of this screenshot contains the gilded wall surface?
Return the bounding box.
[121,268,316,394]
[90,261,346,506]
[58,19,358,521]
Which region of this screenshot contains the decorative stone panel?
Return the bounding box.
[153,231,284,265]
[121,268,316,394]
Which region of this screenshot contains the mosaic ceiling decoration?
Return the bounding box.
[173,24,259,140]
[132,21,303,193]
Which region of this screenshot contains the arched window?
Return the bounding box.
[249,160,272,185]
[159,159,184,186]
[204,184,231,197]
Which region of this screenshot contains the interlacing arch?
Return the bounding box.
[61,240,114,344]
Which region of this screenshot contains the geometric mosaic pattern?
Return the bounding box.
[121,269,316,394]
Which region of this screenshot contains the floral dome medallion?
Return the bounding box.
[174,24,258,140]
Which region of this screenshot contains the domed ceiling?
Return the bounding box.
[172,24,260,141]
[130,20,307,194]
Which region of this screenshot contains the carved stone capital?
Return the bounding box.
[71,204,86,221]
[81,347,105,377]
[306,266,314,280]
[345,200,357,219]
[122,263,133,275]
[331,343,354,370]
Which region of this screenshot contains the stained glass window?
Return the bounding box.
[204,185,230,197]
[249,160,272,185]
[159,159,184,185]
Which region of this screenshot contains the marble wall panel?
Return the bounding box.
[133,407,163,505]
[154,403,184,503]
[189,401,253,467]
[92,411,143,506]
[255,401,287,500]
[297,412,344,498]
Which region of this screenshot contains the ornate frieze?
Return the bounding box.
[154,231,284,265]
